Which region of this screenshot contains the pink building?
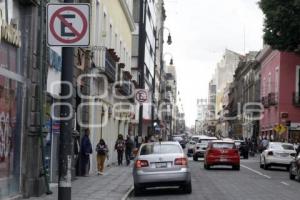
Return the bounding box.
[258,46,300,142]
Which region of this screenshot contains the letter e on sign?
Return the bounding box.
[47,3,90,47]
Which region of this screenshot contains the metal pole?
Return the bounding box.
[58,0,74,200]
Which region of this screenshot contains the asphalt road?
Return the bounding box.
[128,156,300,200]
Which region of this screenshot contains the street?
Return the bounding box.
[129,156,300,200]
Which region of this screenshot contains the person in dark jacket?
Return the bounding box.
[125,135,134,166]
[80,129,93,176]
[115,134,125,166]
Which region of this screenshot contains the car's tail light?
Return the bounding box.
[135,160,149,168]
[233,149,239,154]
[174,157,188,166]
[267,151,273,156]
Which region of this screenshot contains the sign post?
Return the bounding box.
[47,2,90,200]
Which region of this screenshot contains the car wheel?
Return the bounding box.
[204,164,210,170]
[297,169,300,182]
[263,158,269,170]
[182,182,192,194]
[193,155,198,161]
[134,184,143,196]
[233,165,240,171]
[289,166,296,180]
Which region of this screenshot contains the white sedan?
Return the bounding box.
[260,142,296,171]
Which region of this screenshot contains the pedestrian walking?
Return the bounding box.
[115,134,125,166]
[96,139,109,175]
[125,135,134,166]
[80,129,93,176]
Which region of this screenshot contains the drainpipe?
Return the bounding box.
[37,0,52,195]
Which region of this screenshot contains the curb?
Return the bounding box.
[121,185,134,200]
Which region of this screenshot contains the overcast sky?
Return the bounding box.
[163,0,264,127]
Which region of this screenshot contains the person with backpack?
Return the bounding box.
[96,139,108,175]
[125,135,134,166]
[115,134,125,166]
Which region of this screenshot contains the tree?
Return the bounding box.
[259,0,300,52]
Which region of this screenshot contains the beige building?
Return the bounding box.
[87,0,135,170]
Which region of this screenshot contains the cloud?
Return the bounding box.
[164,0,263,126]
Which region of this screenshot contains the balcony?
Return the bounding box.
[268,92,278,106]
[166,85,172,91]
[104,49,117,83]
[118,81,132,97]
[262,96,269,108]
[293,92,300,107]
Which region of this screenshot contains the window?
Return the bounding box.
[263,78,266,97]
[115,33,118,50]
[109,24,112,48]
[275,67,279,101]
[140,144,182,155]
[268,72,271,94]
[296,66,300,96]
[212,143,235,149]
[119,41,122,59]
[103,13,107,46]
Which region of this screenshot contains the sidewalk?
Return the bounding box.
[28,165,133,200]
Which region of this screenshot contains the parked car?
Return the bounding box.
[133,142,192,195]
[289,152,300,181]
[239,141,249,159]
[204,140,240,170]
[187,140,197,157]
[193,136,217,161]
[234,140,243,149]
[260,142,296,171]
[193,143,209,161]
[172,136,186,149]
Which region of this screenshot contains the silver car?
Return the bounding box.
[133,141,192,195]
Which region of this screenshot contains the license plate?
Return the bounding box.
[156,162,167,168]
[220,158,227,162]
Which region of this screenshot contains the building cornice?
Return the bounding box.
[119,0,135,32]
[256,45,272,63]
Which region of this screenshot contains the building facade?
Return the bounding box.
[88,0,135,170]
[258,46,300,142]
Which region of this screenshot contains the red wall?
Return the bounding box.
[260,51,280,131]
[279,52,300,123]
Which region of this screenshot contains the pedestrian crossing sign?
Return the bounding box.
[274,124,287,135]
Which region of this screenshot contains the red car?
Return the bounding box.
[204,140,240,170]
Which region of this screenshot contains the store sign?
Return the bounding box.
[290,123,300,131]
[0,8,22,47]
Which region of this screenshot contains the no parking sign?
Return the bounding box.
[47,3,90,47]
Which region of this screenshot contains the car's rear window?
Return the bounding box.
[270,144,294,150]
[140,144,182,155]
[172,137,183,141]
[199,139,216,144]
[212,143,234,149]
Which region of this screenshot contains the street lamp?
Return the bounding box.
[157,26,172,46]
[167,33,172,45]
[151,28,173,137]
